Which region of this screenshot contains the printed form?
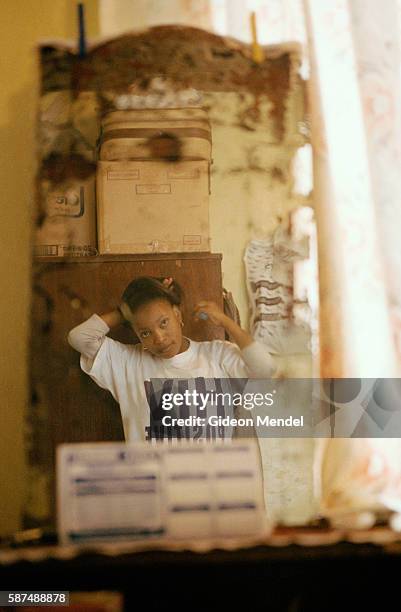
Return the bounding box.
[57,440,269,545]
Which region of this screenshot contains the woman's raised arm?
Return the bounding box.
[67,309,123,359]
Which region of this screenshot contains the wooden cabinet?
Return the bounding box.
[31,253,223,453]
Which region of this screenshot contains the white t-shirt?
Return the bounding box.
[69,314,275,441]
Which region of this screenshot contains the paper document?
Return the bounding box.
[57,440,268,545]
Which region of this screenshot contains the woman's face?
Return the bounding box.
[131,299,186,358]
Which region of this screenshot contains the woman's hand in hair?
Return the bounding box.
[194,300,254,350]
[99,308,125,329]
[193,301,227,326]
[162,277,174,288]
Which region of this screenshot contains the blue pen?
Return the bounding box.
[78,3,86,58]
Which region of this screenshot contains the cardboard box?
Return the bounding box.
[96,160,210,254]
[99,108,212,162]
[35,177,97,257]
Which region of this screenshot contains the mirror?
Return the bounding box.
[29,26,314,527]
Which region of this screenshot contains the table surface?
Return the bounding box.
[2,527,401,611]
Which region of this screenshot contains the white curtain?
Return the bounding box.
[349,0,401,368]
[303,0,398,378]
[303,0,401,523]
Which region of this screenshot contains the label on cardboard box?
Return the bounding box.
[136,183,171,195]
[183,235,202,245]
[108,170,140,180]
[167,167,200,180]
[34,244,97,257]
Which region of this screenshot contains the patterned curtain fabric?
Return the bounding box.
[303,0,399,378]
[349,0,401,370]
[302,0,401,525]
[244,229,310,356]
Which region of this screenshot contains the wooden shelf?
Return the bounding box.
[33,252,223,264]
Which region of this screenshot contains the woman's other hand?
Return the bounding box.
[193,301,227,326]
[194,300,253,350]
[162,277,174,288]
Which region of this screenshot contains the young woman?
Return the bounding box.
[68,276,276,441]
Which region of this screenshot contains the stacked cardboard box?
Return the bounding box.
[96,108,212,254]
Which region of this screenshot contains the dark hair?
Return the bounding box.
[121,276,183,314]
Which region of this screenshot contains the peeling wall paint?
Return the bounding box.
[203,89,308,328]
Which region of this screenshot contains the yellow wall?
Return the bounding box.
[0,0,98,536]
